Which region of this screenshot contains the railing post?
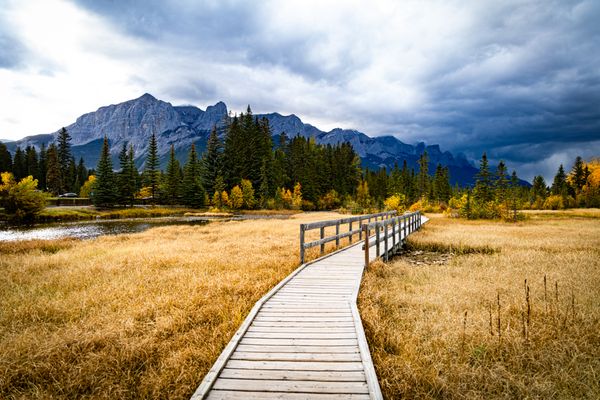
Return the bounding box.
[403,215,407,240]
[320,226,325,255]
[300,224,306,264]
[363,224,369,267]
[335,221,340,248]
[384,221,389,261]
[349,221,353,244]
[359,218,363,240]
[392,219,396,251]
[375,223,380,258]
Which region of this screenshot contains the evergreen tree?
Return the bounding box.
[38,144,47,191]
[530,175,547,204]
[67,157,77,192]
[509,171,520,220]
[45,144,62,195]
[474,152,493,203]
[570,156,586,194]
[144,133,160,202]
[118,143,136,206]
[417,151,429,199]
[0,141,12,174]
[433,164,451,202]
[92,137,117,207]
[202,126,223,196]
[56,127,73,191]
[25,146,39,181]
[495,160,509,203]
[12,147,26,181]
[76,157,88,190]
[551,164,569,197]
[182,143,205,208]
[162,144,182,204]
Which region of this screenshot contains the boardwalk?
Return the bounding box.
[192,213,428,400]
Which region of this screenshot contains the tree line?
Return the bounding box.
[91,107,364,209]
[0,128,90,196]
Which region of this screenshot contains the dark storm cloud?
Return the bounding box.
[51,1,600,180]
[0,20,25,69]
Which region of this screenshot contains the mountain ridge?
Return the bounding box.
[4,93,484,185]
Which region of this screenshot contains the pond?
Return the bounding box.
[0,217,211,241]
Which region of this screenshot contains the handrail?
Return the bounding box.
[299,211,397,264]
[362,211,423,265]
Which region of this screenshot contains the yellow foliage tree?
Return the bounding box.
[0,172,47,222]
[79,175,96,198]
[291,182,302,209]
[229,185,243,209]
[384,194,406,213]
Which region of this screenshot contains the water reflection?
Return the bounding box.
[0,217,209,242]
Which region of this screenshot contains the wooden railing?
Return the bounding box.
[299,211,397,264]
[362,211,422,264]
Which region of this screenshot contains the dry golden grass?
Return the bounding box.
[359,210,600,399]
[0,212,344,399]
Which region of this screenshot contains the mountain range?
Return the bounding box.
[5,93,484,186]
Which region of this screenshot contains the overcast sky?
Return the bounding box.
[1,0,598,181]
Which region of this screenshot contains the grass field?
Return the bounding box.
[0,212,342,399]
[358,210,600,399]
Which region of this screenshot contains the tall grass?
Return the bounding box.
[0,212,343,399]
[358,211,600,399]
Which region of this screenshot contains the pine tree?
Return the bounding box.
[0,141,12,174]
[530,175,547,205]
[118,143,136,206]
[25,146,39,181]
[45,144,62,195]
[67,157,77,192]
[182,143,205,208]
[92,137,117,207]
[76,157,88,190]
[12,147,26,181]
[509,171,520,220]
[144,133,160,203]
[202,126,223,196]
[162,144,182,204]
[551,164,569,197]
[38,144,47,190]
[495,160,509,203]
[56,127,73,192]
[474,152,493,203]
[417,151,429,199]
[433,164,451,202]
[570,156,586,194]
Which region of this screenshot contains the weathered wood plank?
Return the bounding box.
[230,351,362,362]
[225,360,365,371]
[244,332,357,339]
[219,368,366,382]
[240,338,358,346]
[207,391,370,399]
[235,345,360,353]
[212,378,369,394]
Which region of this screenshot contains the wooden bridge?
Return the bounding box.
[191,211,428,400]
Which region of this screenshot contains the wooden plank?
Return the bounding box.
[219,368,366,382]
[225,360,365,371]
[230,352,361,362]
[212,378,369,394]
[244,332,357,339]
[240,338,358,346]
[236,345,360,353]
[248,327,356,333]
[254,314,352,322]
[207,390,371,399]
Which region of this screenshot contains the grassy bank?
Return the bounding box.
[35,206,200,222]
[358,210,600,399]
[0,212,342,399]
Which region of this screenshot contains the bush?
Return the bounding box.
[0,172,48,222]
[301,200,316,211]
[384,194,406,213]
[543,195,575,210]
[228,186,243,209]
[318,190,341,210]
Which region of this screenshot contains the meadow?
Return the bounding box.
[0,212,340,399]
[2,209,599,399]
[359,210,600,399]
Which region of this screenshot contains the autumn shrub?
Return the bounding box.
[0,172,48,222]
[318,189,341,210]
[384,194,407,213]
